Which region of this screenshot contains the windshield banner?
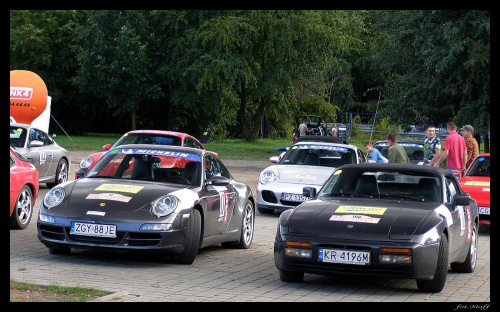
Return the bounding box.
[111,148,201,162]
[296,145,349,153]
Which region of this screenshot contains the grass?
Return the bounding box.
[10,279,107,302]
[53,133,122,152]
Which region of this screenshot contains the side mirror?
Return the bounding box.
[29,140,44,148]
[206,176,230,186]
[103,144,111,151]
[303,187,317,198]
[269,156,280,164]
[75,167,90,179]
[454,195,471,206]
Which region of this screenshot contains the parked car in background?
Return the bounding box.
[257,136,366,214]
[10,146,39,229]
[75,130,217,179]
[38,145,254,264]
[10,123,70,188]
[371,140,425,165]
[459,153,490,226]
[274,163,479,293]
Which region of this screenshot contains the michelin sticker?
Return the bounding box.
[95,184,144,194]
[116,148,201,162]
[86,193,133,203]
[334,205,387,216]
[329,214,381,224]
[298,144,348,153]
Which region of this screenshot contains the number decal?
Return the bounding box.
[39,150,47,165]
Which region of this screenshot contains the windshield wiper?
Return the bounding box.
[327,192,374,198]
[378,194,427,201]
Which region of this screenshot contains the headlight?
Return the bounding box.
[44,188,66,208]
[151,195,178,217]
[260,169,279,185]
[80,156,93,168]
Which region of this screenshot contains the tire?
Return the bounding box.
[177,209,201,264]
[258,207,274,214]
[279,270,304,282]
[48,246,71,255]
[451,223,478,273]
[416,232,448,292]
[47,158,68,188]
[222,199,255,249]
[10,185,34,229]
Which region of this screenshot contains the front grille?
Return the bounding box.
[39,224,65,241]
[126,233,162,247]
[280,200,301,207]
[262,190,278,203]
[66,228,125,245]
[291,261,404,277]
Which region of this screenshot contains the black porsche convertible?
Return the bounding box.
[274,163,479,292]
[37,145,255,264]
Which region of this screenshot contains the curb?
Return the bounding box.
[88,291,129,302]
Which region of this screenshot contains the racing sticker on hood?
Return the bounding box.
[483,188,490,192]
[95,184,144,194]
[329,214,381,224]
[286,174,318,180]
[86,193,133,203]
[464,181,490,187]
[334,205,387,216]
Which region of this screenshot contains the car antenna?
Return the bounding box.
[369,90,382,145]
[50,114,77,147]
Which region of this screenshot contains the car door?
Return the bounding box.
[203,154,236,237]
[357,149,366,163]
[25,128,53,178]
[445,176,467,254]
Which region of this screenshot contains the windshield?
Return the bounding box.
[86,148,202,186]
[111,133,183,150]
[466,156,490,177]
[10,126,27,148]
[319,168,443,202]
[373,142,425,163]
[280,144,356,167]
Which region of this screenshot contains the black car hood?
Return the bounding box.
[288,198,437,241]
[67,178,192,213]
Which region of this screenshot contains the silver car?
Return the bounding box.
[257,137,366,214]
[10,123,70,188]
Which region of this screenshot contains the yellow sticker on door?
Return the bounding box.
[334,205,387,215]
[95,184,144,194]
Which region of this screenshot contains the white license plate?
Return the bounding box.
[478,207,490,215]
[318,248,370,265]
[70,222,117,238]
[282,193,307,202]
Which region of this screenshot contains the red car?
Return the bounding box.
[75,130,217,179]
[10,146,39,229]
[459,153,490,225]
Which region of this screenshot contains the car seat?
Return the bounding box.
[415,178,439,202]
[303,153,320,166]
[354,175,380,196]
[341,152,355,165]
[410,150,424,160]
[182,162,199,184]
[131,158,152,180]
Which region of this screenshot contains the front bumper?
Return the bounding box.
[274,233,440,280]
[257,182,321,212]
[37,212,191,254]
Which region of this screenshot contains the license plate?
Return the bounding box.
[281,193,307,202]
[70,222,117,238]
[478,207,490,215]
[318,248,370,265]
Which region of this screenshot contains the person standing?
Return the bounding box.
[386,133,410,164]
[330,123,338,137]
[364,142,388,163]
[298,119,311,137]
[461,125,479,169]
[433,122,467,180]
[424,125,442,166]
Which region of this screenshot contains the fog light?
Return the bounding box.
[379,254,412,264]
[140,223,173,231]
[284,247,312,259]
[39,213,55,224]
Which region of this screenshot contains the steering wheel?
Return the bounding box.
[10,139,22,147]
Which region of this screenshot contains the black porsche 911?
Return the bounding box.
[37,144,255,264]
[274,163,479,292]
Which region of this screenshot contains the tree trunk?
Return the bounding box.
[237,87,247,139]
[245,97,266,142]
[131,109,136,130]
[482,130,489,153]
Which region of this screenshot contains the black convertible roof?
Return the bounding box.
[339,163,450,175]
[111,144,205,156]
